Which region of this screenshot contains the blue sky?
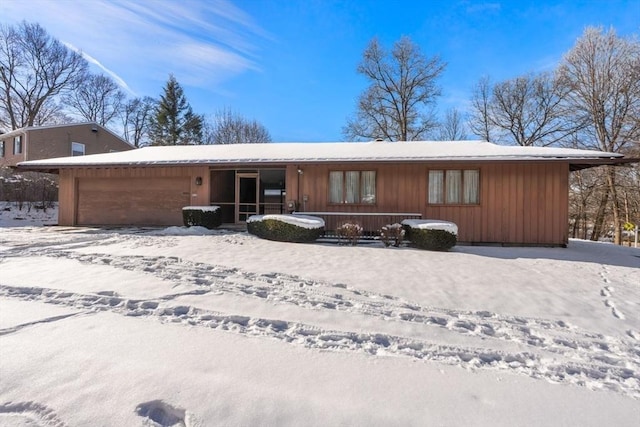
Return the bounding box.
[1,0,639,141]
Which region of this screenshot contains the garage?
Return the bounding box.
[76,177,191,226]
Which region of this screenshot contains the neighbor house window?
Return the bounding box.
[428,169,479,204]
[13,136,22,154]
[0,141,4,157]
[329,170,376,204]
[71,142,85,156]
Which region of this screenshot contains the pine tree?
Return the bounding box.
[148,74,203,145]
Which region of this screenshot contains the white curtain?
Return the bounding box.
[345,171,360,203]
[428,170,444,204]
[446,170,461,204]
[360,171,376,204]
[463,170,479,204]
[329,171,343,203]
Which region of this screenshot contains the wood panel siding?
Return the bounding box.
[56,161,570,245]
[295,161,569,246]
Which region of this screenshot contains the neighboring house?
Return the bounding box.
[17,140,634,246]
[0,122,134,168]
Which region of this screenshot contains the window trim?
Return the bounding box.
[328,169,377,205]
[13,136,22,155]
[71,142,86,156]
[427,168,480,206]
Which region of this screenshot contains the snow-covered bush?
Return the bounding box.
[380,223,405,247]
[337,222,363,246]
[247,214,324,243]
[402,219,458,251]
[182,206,222,229]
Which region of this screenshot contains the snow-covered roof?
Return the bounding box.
[17,140,625,170]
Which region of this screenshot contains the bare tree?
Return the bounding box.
[569,168,605,239]
[30,97,72,126]
[0,21,88,131]
[469,72,577,146]
[435,108,467,140]
[558,26,640,244]
[493,72,577,146]
[120,96,155,147]
[468,76,493,141]
[206,108,271,144]
[64,74,125,126]
[343,36,446,141]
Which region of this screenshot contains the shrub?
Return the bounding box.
[402,219,457,251]
[337,222,363,246]
[182,206,222,229]
[407,228,457,251]
[247,215,324,243]
[0,168,58,207]
[380,223,405,247]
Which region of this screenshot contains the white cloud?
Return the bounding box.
[63,42,135,95]
[0,0,269,94]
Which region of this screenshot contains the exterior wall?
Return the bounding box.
[56,160,570,245]
[0,132,27,167]
[58,166,209,226]
[294,161,569,246]
[0,124,133,167]
[26,124,133,161]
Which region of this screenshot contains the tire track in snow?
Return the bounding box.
[3,240,640,398]
[2,248,640,380]
[0,311,88,336]
[5,247,638,374]
[1,283,639,399]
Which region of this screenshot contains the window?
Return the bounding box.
[71,142,85,156]
[13,136,22,154]
[329,170,376,204]
[0,141,4,157]
[428,169,479,205]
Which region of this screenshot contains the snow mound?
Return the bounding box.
[247,214,325,229]
[402,219,458,235]
[182,205,220,212]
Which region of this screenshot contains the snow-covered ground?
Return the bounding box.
[1,202,639,426]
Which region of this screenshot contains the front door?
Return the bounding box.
[236,173,259,222]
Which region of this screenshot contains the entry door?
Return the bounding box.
[236,173,259,222]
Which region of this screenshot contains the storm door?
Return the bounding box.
[236,173,259,222]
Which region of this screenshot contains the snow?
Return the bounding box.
[0,202,58,227]
[1,206,639,426]
[247,214,325,229]
[17,140,622,169]
[182,205,220,212]
[402,219,459,235]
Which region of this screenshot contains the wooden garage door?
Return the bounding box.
[77,177,191,226]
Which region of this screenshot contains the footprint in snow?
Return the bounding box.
[135,400,195,427]
[0,401,66,427]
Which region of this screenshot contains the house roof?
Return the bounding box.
[16,140,630,172]
[1,122,134,148]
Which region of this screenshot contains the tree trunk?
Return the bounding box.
[590,188,609,241]
[605,166,622,245]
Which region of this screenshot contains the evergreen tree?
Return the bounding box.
[148,74,203,145]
